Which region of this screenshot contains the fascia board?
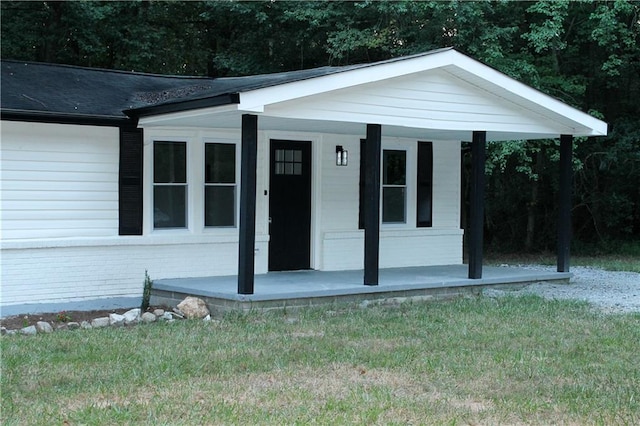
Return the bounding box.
[237,49,460,112]
[239,49,607,137]
[137,104,240,127]
[450,54,608,136]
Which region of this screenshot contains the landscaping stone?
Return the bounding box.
[123,308,141,325]
[109,313,125,326]
[177,296,210,319]
[141,312,156,323]
[91,317,110,328]
[20,325,37,335]
[36,321,53,333]
[1,306,188,336]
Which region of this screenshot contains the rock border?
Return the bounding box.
[1,298,212,336]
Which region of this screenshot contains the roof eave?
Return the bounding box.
[126,93,240,118]
[1,109,133,127]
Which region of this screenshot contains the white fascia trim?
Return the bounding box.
[450,54,608,136]
[238,49,607,137]
[137,104,242,127]
[237,49,460,112]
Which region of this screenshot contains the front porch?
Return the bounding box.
[151,265,570,316]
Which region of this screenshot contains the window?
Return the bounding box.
[383,150,406,223]
[153,141,187,228]
[359,143,414,227]
[417,142,433,227]
[274,149,302,175]
[205,143,236,227]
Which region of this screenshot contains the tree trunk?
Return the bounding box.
[525,147,544,251]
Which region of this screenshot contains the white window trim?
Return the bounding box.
[202,139,240,232]
[146,136,193,234]
[143,129,242,236]
[381,139,416,229]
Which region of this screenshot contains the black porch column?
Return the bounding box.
[468,131,486,279]
[364,124,382,286]
[238,114,258,294]
[557,134,573,272]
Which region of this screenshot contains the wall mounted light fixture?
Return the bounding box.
[336,145,348,166]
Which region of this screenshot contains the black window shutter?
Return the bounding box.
[417,141,433,227]
[119,127,143,235]
[358,139,366,229]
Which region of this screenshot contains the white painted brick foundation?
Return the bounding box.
[1,238,269,307]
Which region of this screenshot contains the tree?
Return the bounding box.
[2,0,638,251]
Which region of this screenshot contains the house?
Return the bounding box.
[0,48,607,315]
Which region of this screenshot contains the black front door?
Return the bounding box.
[269,140,312,271]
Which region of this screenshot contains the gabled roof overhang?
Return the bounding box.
[132,48,607,142]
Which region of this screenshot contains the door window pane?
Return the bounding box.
[274,149,303,175]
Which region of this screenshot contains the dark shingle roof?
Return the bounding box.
[1,48,453,123]
[1,60,215,121]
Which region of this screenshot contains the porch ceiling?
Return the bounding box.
[137,109,592,142]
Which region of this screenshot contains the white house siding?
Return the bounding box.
[0,123,271,308]
[432,140,462,229]
[1,121,120,240]
[1,123,460,307]
[317,135,462,270]
[262,69,568,135]
[0,237,269,306]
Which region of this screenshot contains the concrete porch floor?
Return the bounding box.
[151,265,570,316]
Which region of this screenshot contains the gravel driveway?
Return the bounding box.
[486,265,640,314]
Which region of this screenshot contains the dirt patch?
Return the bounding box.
[0,306,166,331]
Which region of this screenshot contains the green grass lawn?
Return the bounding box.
[2,296,639,425]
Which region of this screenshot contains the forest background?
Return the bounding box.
[2,0,638,255]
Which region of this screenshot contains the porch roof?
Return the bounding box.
[133,48,607,142]
[1,49,607,140]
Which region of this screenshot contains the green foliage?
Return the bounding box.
[1,0,638,251]
[56,311,72,323]
[522,0,569,54]
[141,271,152,311]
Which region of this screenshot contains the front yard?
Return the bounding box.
[2,295,639,425]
